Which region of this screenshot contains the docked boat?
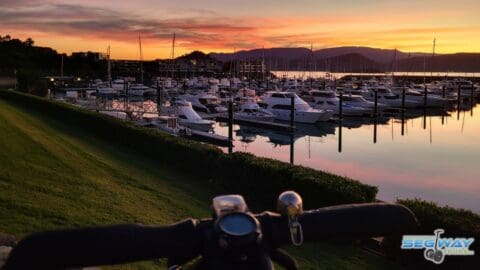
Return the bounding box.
[111,79,125,91]
[138,113,185,136]
[163,98,215,132]
[234,100,276,122]
[301,90,369,116]
[96,86,117,98]
[180,93,228,114]
[128,84,153,96]
[391,87,452,107]
[365,87,423,108]
[341,95,388,111]
[259,91,334,123]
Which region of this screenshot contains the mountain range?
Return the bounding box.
[209,47,480,72]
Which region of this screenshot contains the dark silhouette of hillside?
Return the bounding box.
[396,53,480,72]
[0,35,107,78]
[210,46,480,72]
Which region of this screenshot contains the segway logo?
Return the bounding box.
[401,229,475,264]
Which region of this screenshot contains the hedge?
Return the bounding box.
[386,199,480,268]
[0,89,377,209]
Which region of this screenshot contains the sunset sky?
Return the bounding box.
[1,0,479,59]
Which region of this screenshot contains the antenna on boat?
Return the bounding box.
[139,36,144,84]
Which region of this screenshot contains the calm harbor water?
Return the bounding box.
[213,105,480,213]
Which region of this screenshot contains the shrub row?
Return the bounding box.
[0,90,377,209]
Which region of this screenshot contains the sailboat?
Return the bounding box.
[129,36,154,96]
[96,46,117,97]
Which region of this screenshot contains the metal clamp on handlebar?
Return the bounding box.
[277,191,304,246]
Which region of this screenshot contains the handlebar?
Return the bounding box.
[2,220,203,269]
[263,203,418,247]
[2,203,417,270]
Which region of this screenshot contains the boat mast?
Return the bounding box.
[107,45,112,86]
[171,32,176,79]
[138,36,144,84]
[431,38,436,80]
[262,46,265,82]
[392,48,397,84]
[310,44,314,87]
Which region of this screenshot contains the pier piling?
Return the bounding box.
[290,133,294,164]
[373,90,378,144]
[290,96,295,128]
[424,84,428,107]
[401,87,406,135]
[339,92,343,120]
[156,81,161,110]
[228,101,233,154]
[457,85,461,120]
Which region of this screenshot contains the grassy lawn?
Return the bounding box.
[0,95,401,269]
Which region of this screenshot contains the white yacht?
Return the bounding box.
[259,91,333,123]
[91,79,117,97]
[163,98,214,132]
[341,95,388,111]
[301,90,369,116]
[365,87,423,108]
[181,93,228,114]
[138,113,184,137]
[111,79,125,91]
[391,87,452,107]
[234,100,276,122]
[128,83,149,96]
[96,86,117,97]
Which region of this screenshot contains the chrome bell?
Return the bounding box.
[277,191,304,246]
[277,191,303,217]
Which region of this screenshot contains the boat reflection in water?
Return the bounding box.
[215,100,480,214]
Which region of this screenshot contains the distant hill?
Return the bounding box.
[209,47,480,72]
[210,46,428,63]
[313,46,427,63]
[210,47,311,62]
[311,53,384,73]
[396,53,480,72]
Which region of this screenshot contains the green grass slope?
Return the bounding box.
[0,96,400,269]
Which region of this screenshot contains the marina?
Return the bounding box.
[51,74,480,213]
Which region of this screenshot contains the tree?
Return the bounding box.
[0,35,12,42]
[25,38,34,46]
[16,69,48,96]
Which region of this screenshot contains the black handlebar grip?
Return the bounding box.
[299,203,418,240]
[263,203,418,247]
[2,219,202,270]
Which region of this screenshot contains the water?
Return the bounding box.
[272,71,480,79]
[213,105,480,213]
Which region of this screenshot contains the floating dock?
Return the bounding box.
[215,116,294,132]
[187,129,233,147]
